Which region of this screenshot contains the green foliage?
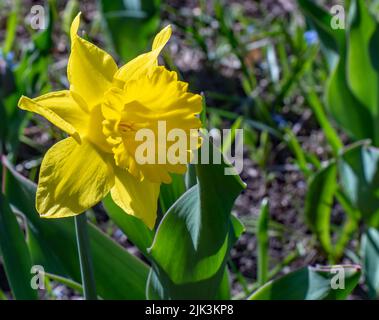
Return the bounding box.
[305,162,337,257]
[339,143,379,227]
[3,160,149,299]
[249,265,361,300]
[257,199,269,286]
[1,2,54,158]
[99,0,161,63]
[0,193,37,300]
[299,0,379,145]
[298,0,344,69]
[1,0,375,301]
[361,228,379,299]
[147,142,245,299]
[103,194,154,256]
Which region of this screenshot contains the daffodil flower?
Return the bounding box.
[18,13,202,229]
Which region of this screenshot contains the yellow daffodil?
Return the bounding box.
[18,13,202,229]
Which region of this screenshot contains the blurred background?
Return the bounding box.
[2,0,374,300]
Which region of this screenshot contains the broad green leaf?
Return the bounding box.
[147,142,245,299]
[300,0,375,143]
[347,0,379,116]
[361,228,379,299]
[305,162,337,256]
[3,160,149,299]
[327,55,374,142]
[249,265,361,300]
[99,0,161,63]
[338,144,379,227]
[102,194,154,255]
[0,192,37,300]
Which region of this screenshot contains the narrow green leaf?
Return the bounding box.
[304,88,343,156]
[284,128,311,176]
[257,198,269,286]
[3,0,20,54]
[305,162,337,256]
[222,116,243,155]
[45,273,83,295]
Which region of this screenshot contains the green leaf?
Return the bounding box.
[325,0,379,144]
[347,0,379,116]
[102,194,154,256]
[305,162,337,256]
[0,192,38,300]
[160,173,186,214]
[221,116,243,155]
[284,128,311,176]
[45,273,83,295]
[62,0,80,35]
[99,0,161,63]
[3,160,149,299]
[303,88,343,156]
[249,265,361,300]
[327,55,374,142]
[2,0,20,55]
[31,2,54,54]
[297,0,344,69]
[147,142,245,299]
[361,228,379,299]
[257,198,269,286]
[338,143,379,227]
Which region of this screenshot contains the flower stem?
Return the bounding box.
[74,213,97,300]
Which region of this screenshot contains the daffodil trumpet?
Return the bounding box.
[18,13,202,230]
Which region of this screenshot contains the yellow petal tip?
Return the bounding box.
[70,12,82,43]
[18,95,29,110]
[152,25,172,50]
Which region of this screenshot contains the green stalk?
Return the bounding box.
[257,198,269,286]
[74,213,97,300]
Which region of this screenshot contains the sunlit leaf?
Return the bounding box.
[147,141,245,299]
[249,265,361,300]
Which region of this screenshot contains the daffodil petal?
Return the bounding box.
[111,166,160,229]
[113,25,172,83]
[18,91,89,142]
[152,25,172,51]
[37,137,114,218]
[68,13,118,109]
